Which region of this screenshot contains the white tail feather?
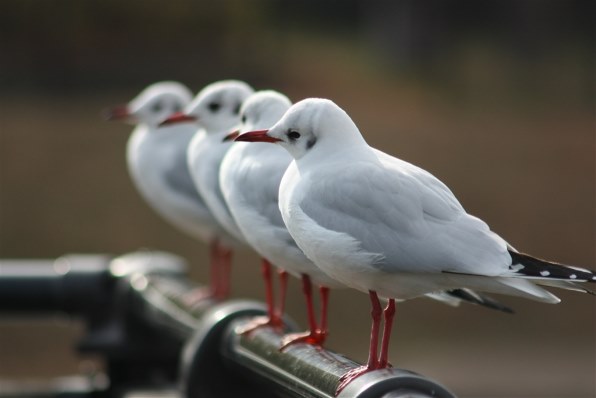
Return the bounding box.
[496,278,561,304]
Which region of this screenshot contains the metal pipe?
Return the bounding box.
[223,322,355,397]
[127,271,217,339]
[0,255,112,313]
[1,251,457,397]
[177,299,456,398]
[224,317,456,397]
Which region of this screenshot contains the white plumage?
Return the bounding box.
[222,90,345,344]
[253,98,594,301]
[149,80,253,300]
[107,81,216,243]
[221,91,341,288]
[236,97,595,391]
[185,80,255,246]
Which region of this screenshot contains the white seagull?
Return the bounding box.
[161,80,254,298]
[220,90,344,346]
[225,91,511,348]
[105,81,231,300]
[235,98,596,393]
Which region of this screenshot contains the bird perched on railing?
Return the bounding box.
[106,81,236,301]
[160,80,254,300]
[235,98,596,394]
[224,91,514,350]
[220,90,344,346]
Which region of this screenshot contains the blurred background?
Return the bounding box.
[0,0,594,397]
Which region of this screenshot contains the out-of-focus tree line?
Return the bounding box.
[1,0,592,107]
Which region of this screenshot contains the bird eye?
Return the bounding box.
[241,114,247,124]
[233,102,241,115]
[208,102,221,112]
[287,130,301,141]
[151,102,163,113]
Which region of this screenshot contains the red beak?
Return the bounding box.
[103,104,132,121]
[222,130,240,142]
[234,130,281,143]
[159,112,198,127]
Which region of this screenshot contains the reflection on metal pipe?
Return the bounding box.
[223,317,457,398]
[116,251,458,397]
[179,298,456,398]
[0,251,457,397]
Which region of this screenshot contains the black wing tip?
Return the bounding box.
[508,250,596,283]
[583,286,596,296]
[497,304,515,314]
[447,289,515,314]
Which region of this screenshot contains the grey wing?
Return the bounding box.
[300,157,504,274]
[374,150,465,221]
[163,153,207,208]
[300,161,431,269]
[240,154,293,232]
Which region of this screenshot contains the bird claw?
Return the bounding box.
[336,358,392,395]
[280,329,327,350]
[335,365,377,395]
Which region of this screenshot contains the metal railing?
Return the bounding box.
[0,251,456,398]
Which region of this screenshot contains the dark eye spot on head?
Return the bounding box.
[241,114,247,124]
[306,136,317,149]
[233,102,241,115]
[208,102,221,112]
[287,129,301,141]
[151,101,163,113]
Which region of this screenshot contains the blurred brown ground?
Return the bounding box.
[0,1,594,397]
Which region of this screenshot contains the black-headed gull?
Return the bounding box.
[235,98,596,393]
[220,90,344,346]
[225,92,511,348]
[106,81,231,300]
[161,80,254,299]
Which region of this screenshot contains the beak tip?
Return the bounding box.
[103,105,130,121]
[223,130,240,142]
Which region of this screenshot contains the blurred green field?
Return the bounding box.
[1,1,594,397]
